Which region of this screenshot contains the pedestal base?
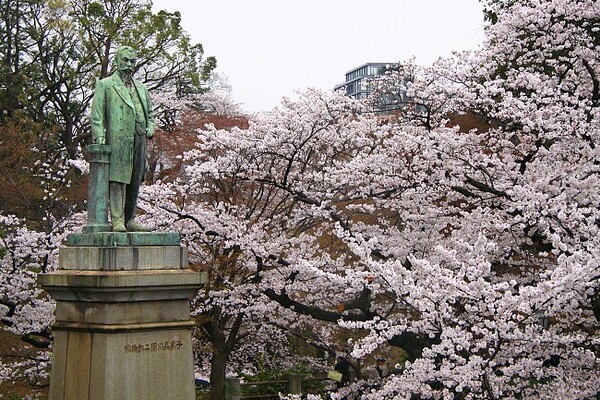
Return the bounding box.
[50,323,195,400]
[38,233,206,400]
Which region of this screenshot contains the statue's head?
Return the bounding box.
[115,46,137,79]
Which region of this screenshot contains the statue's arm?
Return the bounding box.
[90,80,107,144]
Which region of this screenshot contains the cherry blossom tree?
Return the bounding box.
[142,0,600,398]
[140,89,369,398]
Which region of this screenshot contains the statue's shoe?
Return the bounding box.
[112,223,127,232]
[126,220,154,232]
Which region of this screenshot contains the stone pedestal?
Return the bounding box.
[39,232,206,400]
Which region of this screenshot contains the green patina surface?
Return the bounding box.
[87,143,113,154]
[67,232,181,247]
[83,144,113,234]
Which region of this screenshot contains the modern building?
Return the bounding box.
[334,62,392,100]
[335,62,425,115]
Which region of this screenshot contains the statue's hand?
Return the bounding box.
[94,137,106,145]
[146,129,154,140]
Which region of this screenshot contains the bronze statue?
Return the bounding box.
[90,46,155,232]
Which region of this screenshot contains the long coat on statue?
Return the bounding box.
[89,73,154,184]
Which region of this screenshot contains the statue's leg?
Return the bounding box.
[124,179,139,224]
[125,128,153,232]
[109,182,127,232]
[124,181,152,231]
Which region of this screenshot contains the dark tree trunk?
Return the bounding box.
[209,349,228,400]
[203,311,245,400]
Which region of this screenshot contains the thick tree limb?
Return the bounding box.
[263,288,439,361]
[465,175,511,199]
[21,332,52,349]
[263,288,373,322]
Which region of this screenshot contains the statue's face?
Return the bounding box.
[116,50,137,76]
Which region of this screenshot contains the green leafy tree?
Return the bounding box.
[0,0,216,158]
[72,0,216,91]
[0,0,40,123]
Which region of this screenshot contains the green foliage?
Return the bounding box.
[195,388,210,400]
[4,395,25,400]
[75,0,216,95]
[0,0,216,158]
[240,357,325,397]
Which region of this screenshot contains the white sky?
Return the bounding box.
[151,0,486,113]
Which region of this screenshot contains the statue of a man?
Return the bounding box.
[90,46,154,232]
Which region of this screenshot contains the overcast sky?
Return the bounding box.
[151,0,486,113]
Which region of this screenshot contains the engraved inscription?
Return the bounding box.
[124,340,183,353]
